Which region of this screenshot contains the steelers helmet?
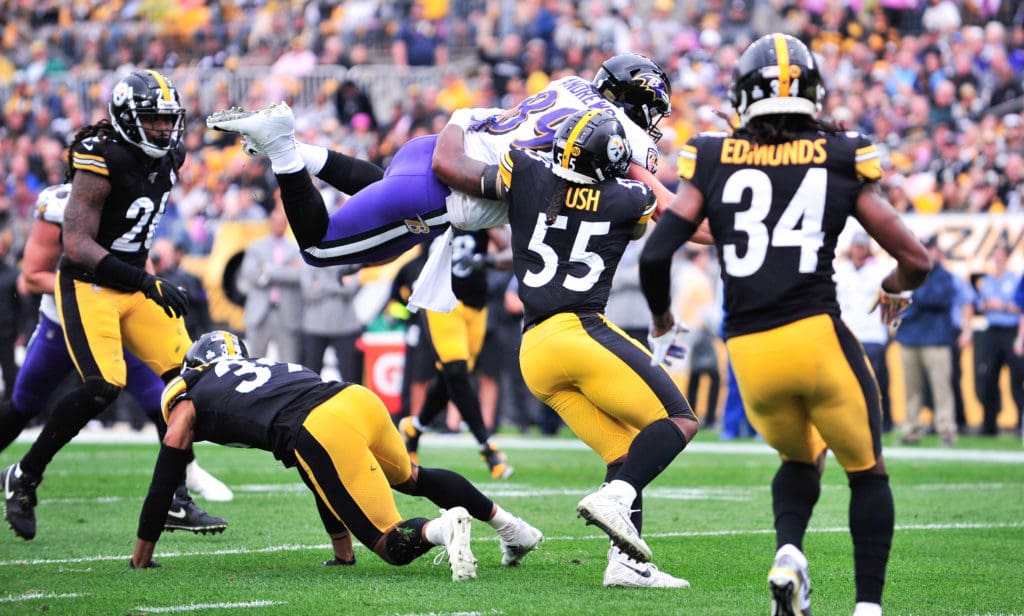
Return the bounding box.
[108,69,186,159]
[729,33,824,125]
[552,109,632,185]
[182,330,249,375]
[592,53,671,141]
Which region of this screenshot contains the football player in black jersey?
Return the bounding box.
[131,331,543,579]
[493,109,699,588]
[639,34,932,616]
[400,227,516,479]
[2,70,226,541]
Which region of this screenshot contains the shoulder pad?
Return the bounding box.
[71,136,112,178]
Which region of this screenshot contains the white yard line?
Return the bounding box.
[0,592,83,603]
[133,601,284,613]
[2,521,1021,568]
[13,430,1024,463]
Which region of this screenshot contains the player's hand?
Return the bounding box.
[871,289,912,329]
[141,275,190,319]
[648,319,690,367]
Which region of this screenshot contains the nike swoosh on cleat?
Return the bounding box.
[3,471,14,500]
[621,562,652,578]
[167,508,187,519]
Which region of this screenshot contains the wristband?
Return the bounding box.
[481,165,500,200]
[96,254,148,292]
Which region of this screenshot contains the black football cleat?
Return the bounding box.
[164,493,228,535]
[2,463,40,540]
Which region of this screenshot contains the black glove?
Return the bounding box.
[140,274,190,319]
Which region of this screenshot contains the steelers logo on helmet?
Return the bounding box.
[111,80,132,107]
[551,109,633,185]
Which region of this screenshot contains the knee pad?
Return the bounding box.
[83,377,121,406]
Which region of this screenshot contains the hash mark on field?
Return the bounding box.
[134,600,284,612]
[0,592,83,603]
[3,522,1021,568]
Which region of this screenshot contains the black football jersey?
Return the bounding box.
[162,358,346,466]
[500,148,656,328]
[678,129,883,338]
[61,135,182,286]
[450,228,490,309]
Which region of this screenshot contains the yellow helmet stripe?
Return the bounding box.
[561,109,602,171]
[221,331,236,356]
[773,34,791,98]
[146,69,172,102]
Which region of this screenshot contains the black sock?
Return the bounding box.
[384,518,432,565]
[414,374,449,428]
[408,467,494,521]
[615,418,688,491]
[315,150,384,193]
[440,361,490,444]
[275,170,330,250]
[849,471,893,604]
[0,400,30,453]
[20,386,111,478]
[771,461,821,550]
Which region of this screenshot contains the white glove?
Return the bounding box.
[648,320,690,367]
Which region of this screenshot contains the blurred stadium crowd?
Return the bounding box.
[1,1,1022,252]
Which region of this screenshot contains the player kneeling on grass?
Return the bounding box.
[130,331,542,579]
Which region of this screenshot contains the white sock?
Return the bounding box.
[411,416,424,432]
[296,142,328,174]
[487,505,514,530]
[603,479,637,505]
[423,518,445,545]
[853,602,882,616]
[267,140,304,174]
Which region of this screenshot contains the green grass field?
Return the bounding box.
[1,429,1022,615]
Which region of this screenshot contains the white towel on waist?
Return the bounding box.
[408,227,457,313]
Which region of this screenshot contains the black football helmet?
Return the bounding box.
[593,53,672,142]
[729,33,824,125]
[182,331,249,375]
[108,69,185,159]
[552,109,632,184]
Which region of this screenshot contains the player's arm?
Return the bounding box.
[854,183,931,293]
[19,219,62,294]
[62,170,112,271]
[132,396,197,569]
[639,180,706,336]
[628,162,713,244]
[431,123,500,199]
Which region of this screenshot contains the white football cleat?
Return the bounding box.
[206,102,296,160]
[577,486,652,563]
[769,543,812,616]
[604,547,689,588]
[185,461,234,502]
[434,507,477,581]
[497,516,543,566]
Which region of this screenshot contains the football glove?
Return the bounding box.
[141,274,190,319]
[648,319,690,367]
[872,289,913,329]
